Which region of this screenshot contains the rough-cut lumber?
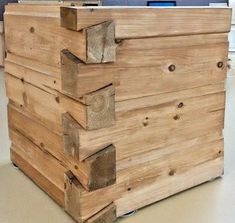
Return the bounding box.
[8,104,116,191]
[65,171,116,223]
[5,73,115,131]
[61,91,225,161]
[4,4,115,64]
[60,7,232,38]
[11,148,64,206]
[10,126,224,220]
[61,41,228,100]
[5,4,230,222]
[19,0,102,6]
[116,157,224,216]
[6,39,227,101]
[6,69,225,161]
[6,33,228,100]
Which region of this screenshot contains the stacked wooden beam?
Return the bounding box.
[18,0,102,6]
[4,4,231,223]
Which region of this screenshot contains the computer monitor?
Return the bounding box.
[147,1,176,6]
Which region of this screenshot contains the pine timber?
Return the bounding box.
[5,73,115,131]
[4,4,116,64]
[5,4,231,223]
[60,7,232,38]
[5,71,225,161]
[10,127,224,220]
[8,104,116,191]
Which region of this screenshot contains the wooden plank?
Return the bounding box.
[5,56,61,93]
[85,203,116,223]
[116,157,224,216]
[70,138,224,219]
[10,137,65,192]
[7,71,225,161]
[19,0,102,6]
[10,148,64,206]
[4,4,86,66]
[60,7,232,38]
[10,38,227,100]
[10,119,224,220]
[76,92,225,161]
[7,32,228,99]
[64,171,116,223]
[4,5,115,64]
[8,106,116,191]
[61,41,228,100]
[5,73,115,131]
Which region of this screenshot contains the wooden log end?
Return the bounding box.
[61,49,83,99]
[85,85,115,130]
[85,203,116,223]
[62,113,80,161]
[65,171,116,223]
[86,21,116,64]
[64,171,83,222]
[86,144,116,191]
[61,7,78,30]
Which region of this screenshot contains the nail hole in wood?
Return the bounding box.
[54,80,56,84]
[217,61,224,68]
[143,119,149,127]
[115,39,122,44]
[127,188,131,191]
[30,27,35,33]
[55,96,60,103]
[40,142,45,148]
[168,64,176,72]
[74,165,78,170]
[64,182,67,190]
[218,150,222,154]
[173,115,180,120]
[178,102,184,108]
[20,78,24,83]
[169,169,175,176]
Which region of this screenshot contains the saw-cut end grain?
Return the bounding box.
[64,171,83,222]
[86,21,116,64]
[85,203,116,223]
[62,112,80,161]
[65,171,116,222]
[61,7,78,30]
[61,84,115,130]
[61,49,84,99]
[86,144,116,191]
[61,7,116,64]
[84,85,115,130]
[61,49,114,98]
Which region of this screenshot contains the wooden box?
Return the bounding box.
[4,4,231,223]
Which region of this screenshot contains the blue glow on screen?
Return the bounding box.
[147,1,176,6]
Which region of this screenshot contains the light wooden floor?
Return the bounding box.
[1,68,235,223]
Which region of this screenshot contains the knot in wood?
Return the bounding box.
[29,27,35,33]
[169,169,176,176]
[217,61,224,68]
[168,64,176,72]
[173,115,180,120]
[178,102,184,108]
